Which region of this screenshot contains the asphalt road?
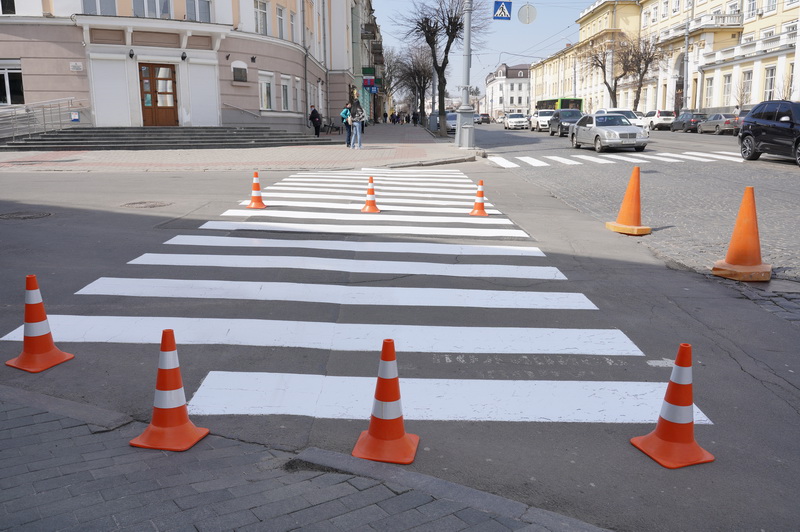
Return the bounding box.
[1,137,798,531]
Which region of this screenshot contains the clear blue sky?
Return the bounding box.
[373,0,589,94]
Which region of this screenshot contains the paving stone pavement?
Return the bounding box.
[0,389,606,532]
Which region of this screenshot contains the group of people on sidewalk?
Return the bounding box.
[339,100,366,149]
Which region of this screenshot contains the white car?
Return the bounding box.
[504,113,529,130]
[446,112,458,132]
[530,110,555,132]
[643,110,676,130]
[595,108,645,128]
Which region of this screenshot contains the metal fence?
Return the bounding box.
[0,98,91,143]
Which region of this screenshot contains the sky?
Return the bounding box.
[373,0,593,95]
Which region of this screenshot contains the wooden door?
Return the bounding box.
[139,63,178,127]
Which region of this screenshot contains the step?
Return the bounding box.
[0,139,334,151]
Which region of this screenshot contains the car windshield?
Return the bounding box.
[615,110,637,119]
[509,114,524,119]
[446,113,457,120]
[560,110,582,119]
[539,111,554,116]
[596,115,632,127]
[692,114,707,119]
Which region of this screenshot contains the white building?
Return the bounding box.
[484,63,530,120]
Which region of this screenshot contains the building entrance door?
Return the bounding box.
[139,64,178,126]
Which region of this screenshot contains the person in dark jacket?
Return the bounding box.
[309,105,321,137]
[340,102,352,147]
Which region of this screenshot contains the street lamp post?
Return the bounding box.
[455,0,474,148]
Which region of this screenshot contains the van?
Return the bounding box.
[644,110,675,130]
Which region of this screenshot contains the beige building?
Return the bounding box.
[484,63,530,120]
[0,0,384,133]
[529,0,799,114]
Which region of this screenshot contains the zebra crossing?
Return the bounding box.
[488,150,742,168]
[1,167,710,424]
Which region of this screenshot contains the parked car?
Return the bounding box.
[548,109,583,137]
[473,114,481,124]
[569,113,648,153]
[504,113,529,130]
[595,108,645,128]
[644,110,675,130]
[697,113,740,135]
[480,113,490,123]
[530,110,555,132]
[671,112,708,132]
[446,112,458,132]
[739,100,800,166]
[497,115,506,124]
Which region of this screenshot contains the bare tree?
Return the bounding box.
[395,0,490,136]
[582,36,630,108]
[382,47,401,101]
[395,45,433,124]
[617,36,666,111]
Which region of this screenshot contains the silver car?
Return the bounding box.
[569,113,648,152]
[530,110,554,132]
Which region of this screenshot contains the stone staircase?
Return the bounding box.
[0,126,334,151]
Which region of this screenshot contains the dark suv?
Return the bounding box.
[548,109,583,137]
[739,100,800,166]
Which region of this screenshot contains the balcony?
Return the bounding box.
[371,41,382,53]
[702,30,796,63]
[361,22,377,40]
[659,13,743,42]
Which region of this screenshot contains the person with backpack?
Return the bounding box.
[308,105,321,137]
[350,99,366,149]
[340,102,352,147]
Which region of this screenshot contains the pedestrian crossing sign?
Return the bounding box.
[493,1,511,20]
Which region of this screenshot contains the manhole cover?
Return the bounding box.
[0,211,52,220]
[121,201,173,209]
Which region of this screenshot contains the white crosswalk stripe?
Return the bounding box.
[684,151,743,162]
[516,156,550,167]
[488,155,520,168]
[543,156,582,165]
[633,154,686,162]
[572,154,616,164]
[487,150,747,168]
[598,154,651,163]
[665,153,718,162]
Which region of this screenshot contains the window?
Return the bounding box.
[783,21,797,33]
[745,0,756,17]
[134,0,171,18]
[1,0,15,14]
[761,27,775,39]
[510,97,515,104]
[764,67,776,100]
[741,70,752,103]
[232,61,248,82]
[764,0,776,11]
[276,7,285,39]
[255,1,268,35]
[742,32,755,43]
[281,77,290,111]
[705,78,714,107]
[0,64,24,105]
[290,12,296,42]
[723,74,732,104]
[662,0,669,17]
[776,102,792,121]
[259,72,273,110]
[294,77,300,111]
[789,63,795,98]
[82,0,117,15]
[185,0,210,22]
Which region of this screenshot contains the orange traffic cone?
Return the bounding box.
[352,339,419,464]
[711,186,771,281]
[361,176,380,213]
[247,171,267,209]
[630,343,714,469]
[606,166,651,235]
[6,275,74,373]
[130,330,209,451]
[469,180,488,216]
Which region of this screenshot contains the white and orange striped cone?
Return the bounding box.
[361,176,380,213]
[6,275,74,373]
[130,330,209,451]
[469,180,488,216]
[247,171,267,209]
[630,343,715,469]
[352,339,419,464]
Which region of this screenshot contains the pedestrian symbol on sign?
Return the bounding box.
[493,1,512,20]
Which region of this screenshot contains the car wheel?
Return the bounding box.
[549,128,555,136]
[571,134,581,149]
[683,124,690,132]
[559,130,566,137]
[740,135,762,161]
[795,143,800,167]
[697,125,703,134]
[634,146,645,152]
[714,126,721,135]
[594,136,605,153]
[671,124,677,132]
[649,121,655,130]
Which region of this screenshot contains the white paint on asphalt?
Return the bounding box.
[543,156,582,165]
[516,156,550,167]
[265,185,478,201]
[283,175,472,184]
[646,358,677,367]
[279,180,476,193]
[187,371,710,423]
[1,316,644,355]
[232,199,501,215]
[78,277,597,309]
[199,220,530,238]
[633,154,686,162]
[164,235,546,256]
[239,193,495,208]
[663,153,717,162]
[488,156,520,168]
[129,253,563,279]
[572,154,616,164]
[684,151,743,163]
[219,209,514,225]
[598,154,651,163]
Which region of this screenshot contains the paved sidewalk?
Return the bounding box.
[0,123,480,173]
[0,386,605,532]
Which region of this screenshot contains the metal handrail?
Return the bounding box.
[0,98,91,142]
[222,102,261,119]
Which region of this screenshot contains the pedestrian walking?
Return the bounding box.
[340,102,352,147]
[383,112,388,124]
[350,99,366,149]
[412,111,419,126]
[309,105,321,137]
[733,105,740,117]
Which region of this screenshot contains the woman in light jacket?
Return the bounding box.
[350,100,366,149]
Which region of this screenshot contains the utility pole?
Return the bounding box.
[455,0,474,148]
[682,0,696,111]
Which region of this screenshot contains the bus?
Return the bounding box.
[536,98,583,111]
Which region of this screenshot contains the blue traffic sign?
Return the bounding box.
[493,1,512,20]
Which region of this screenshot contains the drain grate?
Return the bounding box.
[0,211,52,220]
[121,201,173,209]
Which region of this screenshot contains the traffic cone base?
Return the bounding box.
[631,427,715,469]
[6,347,74,373]
[605,221,651,236]
[353,429,419,465]
[711,259,772,282]
[130,412,209,452]
[361,204,380,213]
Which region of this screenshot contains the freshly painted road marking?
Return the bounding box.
[598,154,651,163]
[78,278,597,310]
[200,220,530,238]
[266,185,477,201]
[488,156,520,168]
[128,253,565,279]
[187,371,710,423]
[543,156,582,165]
[280,179,476,193]
[164,235,546,256]
[663,153,717,162]
[239,193,495,208]
[236,199,502,215]
[284,175,473,184]
[1,316,644,356]
[714,151,740,157]
[684,151,743,163]
[634,154,686,162]
[219,209,514,225]
[572,154,616,164]
[516,156,550,167]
